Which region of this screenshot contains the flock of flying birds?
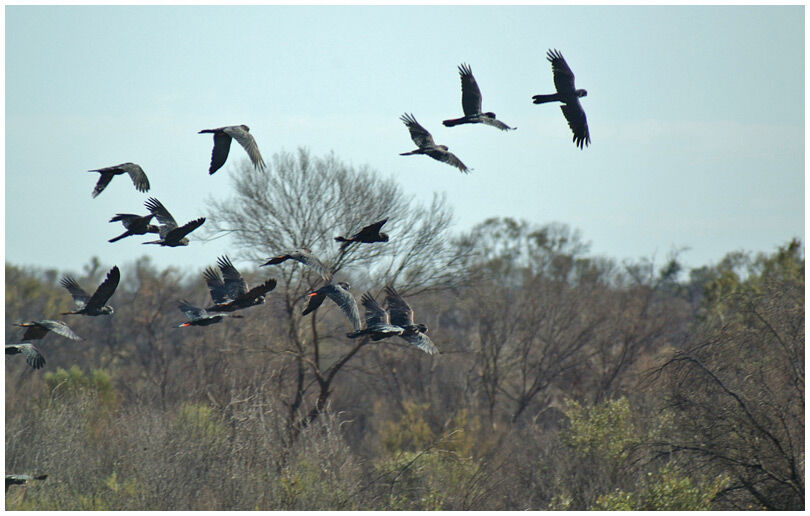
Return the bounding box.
[6,49,589,491]
[7,49,589,370]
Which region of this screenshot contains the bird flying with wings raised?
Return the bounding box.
[199,125,266,174]
[142,197,206,247]
[302,281,362,331]
[443,63,516,131]
[532,49,590,149]
[88,163,150,198]
[108,213,160,243]
[335,218,390,251]
[384,286,438,355]
[260,248,331,281]
[347,292,405,341]
[59,266,120,316]
[399,113,469,173]
[203,255,277,312]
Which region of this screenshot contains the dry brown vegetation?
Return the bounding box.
[5,150,804,510]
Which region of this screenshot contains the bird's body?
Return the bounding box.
[60,266,120,316]
[384,286,437,355]
[199,125,265,174]
[532,49,590,149]
[6,343,46,369]
[335,218,390,250]
[442,63,516,131]
[6,474,47,492]
[203,255,277,312]
[108,213,160,243]
[88,163,150,198]
[399,113,469,173]
[14,320,82,341]
[176,300,243,327]
[347,292,405,340]
[142,197,205,247]
[302,281,362,331]
[261,248,331,281]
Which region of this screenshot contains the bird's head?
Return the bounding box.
[101,306,115,315]
[576,89,588,98]
[438,145,449,151]
[379,232,390,242]
[241,124,250,132]
[416,323,428,333]
[177,238,191,246]
[337,281,351,290]
[484,111,497,118]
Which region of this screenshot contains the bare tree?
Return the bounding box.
[204,148,472,432]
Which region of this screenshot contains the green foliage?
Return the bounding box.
[172,403,227,448]
[44,365,118,410]
[592,464,728,510]
[561,397,638,461]
[381,401,435,454]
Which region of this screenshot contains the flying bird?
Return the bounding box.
[14,320,82,341]
[335,218,390,251]
[108,213,160,243]
[399,113,469,173]
[302,281,362,331]
[60,266,120,316]
[176,300,244,327]
[5,343,46,369]
[88,163,150,198]
[384,286,438,355]
[443,63,516,131]
[260,248,331,281]
[532,49,590,149]
[203,255,277,312]
[6,474,48,492]
[347,292,405,341]
[199,125,266,174]
[142,197,206,247]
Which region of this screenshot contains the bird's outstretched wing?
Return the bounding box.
[458,63,483,116]
[17,320,81,341]
[326,286,363,331]
[400,113,436,149]
[560,102,591,149]
[426,148,469,173]
[547,49,577,96]
[120,163,150,193]
[224,126,266,171]
[384,286,415,327]
[6,343,46,369]
[177,299,206,320]
[144,197,179,231]
[360,292,390,328]
[91,171,116,198]
[361,218,388,236]
[60,276,90,308]
[203,266,229,304]
[165,217,206,243]
[302,290,327,316]
[217,255,248,299]
[84,266,120,312]
[399,331,439,355]
[208,132,232,174]
[263,249,330,281]
[481,118,516,131]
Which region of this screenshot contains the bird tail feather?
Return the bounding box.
[532,93,561,104]
[108,232,130,243]
[442,117,467,127]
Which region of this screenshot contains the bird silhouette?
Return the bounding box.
[400,113,469,173]
[14,320,82,341]
[176,300,244,327]
[142,197,205,247]
[335,218,390,251]
[60,266,120,316]
[302,281,362,331]
[203,255,277,312]
[261,248,331,281]
[443,63,516,131]
[199,125,265,174]
[108,213,160,243]
[384,286,437,355]
[347,292,405,341]
[88,163,150,198]
[532,49,590,149]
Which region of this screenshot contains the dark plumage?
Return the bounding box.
[14,320,82,341]
[384,286,437,355]
[347,292,405,341]
[6,343,46,369]
[6,474,47,492]
[203,255,277,312]
[199,125,265,174]
[261,248,330,281]
[142,197,206,247]
[443,63,516,131]
[532,49,591,149]
[176,300,244,327]
[399,113,469,173]
[88,163,150,198]
[108,213,160,243]
[335,218,390,251]
[302,281,362,331]
[60,266,120,316]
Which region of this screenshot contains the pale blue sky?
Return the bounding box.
[5,6,804,277]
